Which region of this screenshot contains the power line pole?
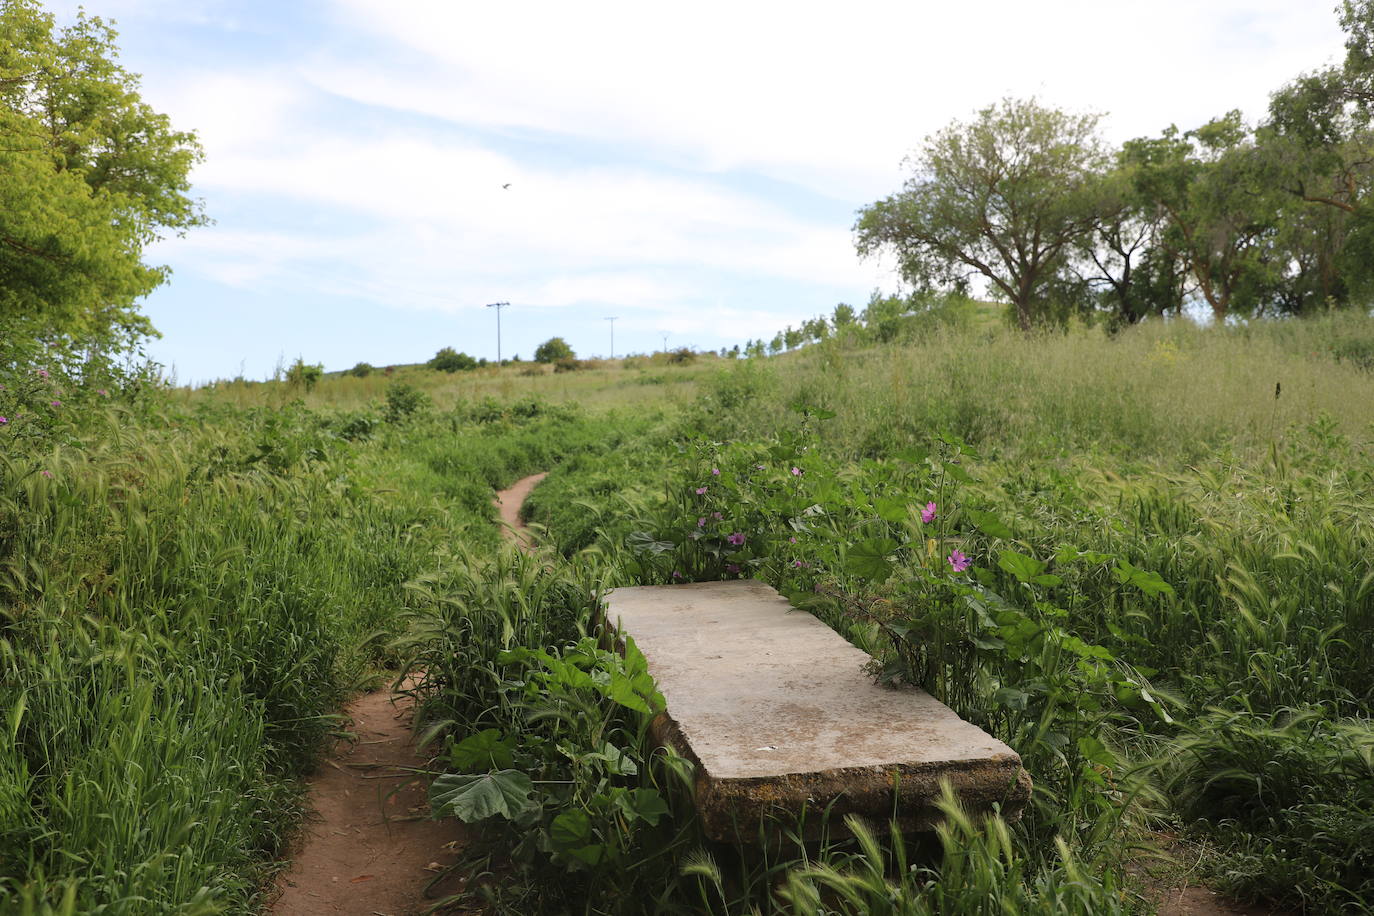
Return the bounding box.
[605,316,619,359]
[486,301,509,363]
[661,333,669,353]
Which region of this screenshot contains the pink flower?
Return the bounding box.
[793,560,810,568]
[921,502,937,524]
[97,389,109,397]
[756,464,765,470]
[672,571,682,579]
[726,564,740,574]
[0,417,6,425]
[789,536,797,544]
[711,467,720,476]
[712,512,722,520]
[947,549,971,573]
[697,517,706,527]
[727,532,746,546]
[695,486,708,495]
[791,466,803,476]
[50,400,61,408]
[36,369,48,379]
[40,470,53,479]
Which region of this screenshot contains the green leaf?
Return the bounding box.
[1030,574,1063,587]
[873,496,909,524]
[893,446,930,465]
[613,787,670,826]
[1112,561,1176,597]
[549,810,606,865]
[449,728,516,771]
[965,508,1013,539]
[845,537,898,583]
[941,461,974,484]
[992,687,1029,710]
[593,742,639,776]
[997,550,1046,582]
[429,770,537,822]
[1076,735,1116,768]
[627,531,676,556]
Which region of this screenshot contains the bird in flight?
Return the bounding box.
[502,183,511,189]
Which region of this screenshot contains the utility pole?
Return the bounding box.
[605,316,619,359]
[661,333,669,353]
[486,301,509,363]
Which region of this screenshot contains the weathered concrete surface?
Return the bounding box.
[603,579,1031,841]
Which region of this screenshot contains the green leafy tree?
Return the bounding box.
[855,98,1107,331]
[534,337,574,363]
[0,2,205,351]
[1123,114,1283,321]
[832,303,856,327]
[428,347,477,372]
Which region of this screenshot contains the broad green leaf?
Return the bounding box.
[627,531,676,556]
[941,461,974,484]
[1076,735,1116,768]
[846,537,898,583]
[429,770,536,822]
[1112,561,1176,597]
[992,687,1029,710]
[449,728,515,771]
[997,550,1046,582]
[873,496,909,524]
[549,809,606,865]
[613,787,670,826]
[966,508,1013,539]
[893,446,930,465]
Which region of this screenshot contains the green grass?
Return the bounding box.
[6,308,1374,914]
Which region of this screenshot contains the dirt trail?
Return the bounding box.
[269,474,549,915]
[268,685,466,915]
[493,471,547,550]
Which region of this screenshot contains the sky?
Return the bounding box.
[47,0,1350,384]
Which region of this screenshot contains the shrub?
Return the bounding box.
[384,382,430,423]
[534,337,574,363]
[348,362,374,378]
[428,347,478,373]
[553,356,583,373]
[285,358,324,391]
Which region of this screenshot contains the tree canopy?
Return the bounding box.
[0,0,204,355]
[534,337,574,363]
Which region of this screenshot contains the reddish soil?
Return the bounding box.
[269,474,548,915]
[268,685,468,915]
[493,472,547,549]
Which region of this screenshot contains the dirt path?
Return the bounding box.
[269,685,467,915]
[493,471,547,550]
[269,474,549,915]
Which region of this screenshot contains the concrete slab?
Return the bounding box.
[603,579,1031,841]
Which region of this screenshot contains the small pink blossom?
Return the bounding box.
[921,502,937,524]
[695,486,708,495]
[0,417,6,425]
[697,517,706,527]
[793,560,810,568]
[947,549,971,573]
[672,570,682,579]
[789,536,797,544]
[97,389,109,397]
[711,467,720,476]
[755,464,765,470]
[712,512,722,520]
[727,532,746,546]
[40,470,53,479]
[50,400,61,408]
[726,564,740,574]
[36,369,49,379]
[790,466,803,476]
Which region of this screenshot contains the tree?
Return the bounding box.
[855,98,1107,331]
[1,2,205,352]
[1122,114,1283,321]
[428,347,477,372]
[533,337,574,363]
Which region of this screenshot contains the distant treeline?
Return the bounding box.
[852,1,1374,332]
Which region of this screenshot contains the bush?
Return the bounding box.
[428,347,478,373]
[534,337,574,363]
[348,362,374,378]
[553,356,583,373]
[285,358,323,391]
[384,382,430,423]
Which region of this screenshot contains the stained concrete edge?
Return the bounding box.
[603,580,1033,842]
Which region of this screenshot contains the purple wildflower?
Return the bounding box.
[947,549,971,573]
[36,369,48,379]
[791,466,803,476]
[695,486,708,495]
[726,564,740,574]
[97,389,109,397]
[727,532,746,546]
[0,417,6,425]
[921,502,937,524]
[711,467,720,476]
[40,470,53,479]
[697,517,706,527]
[712,511,722,520]
[672,570,682,579]
[756,464,765,470]
[50,400,61,408]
